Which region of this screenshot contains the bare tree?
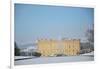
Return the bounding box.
[86,24,94,51]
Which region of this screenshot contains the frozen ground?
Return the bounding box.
[14,55,94,65]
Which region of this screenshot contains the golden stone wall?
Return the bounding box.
[37,39,80,56]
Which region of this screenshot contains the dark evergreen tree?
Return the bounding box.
[15,42,20,56]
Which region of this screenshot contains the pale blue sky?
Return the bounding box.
[15,4,94,45]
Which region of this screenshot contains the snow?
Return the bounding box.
[81,52,94,56]
[15,55,94,65]
[15,56,33,59]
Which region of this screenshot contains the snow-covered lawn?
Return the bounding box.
[15,55,94,65]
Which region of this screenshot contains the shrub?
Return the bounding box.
[56,54,66,56]
[33,52,41,57]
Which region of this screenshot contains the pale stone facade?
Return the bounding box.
[37,39,80,56]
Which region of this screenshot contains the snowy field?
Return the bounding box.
[14,55,94,65]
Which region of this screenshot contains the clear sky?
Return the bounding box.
[15,4,94,45]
